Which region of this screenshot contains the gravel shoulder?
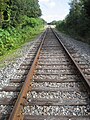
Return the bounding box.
[0,29,90,89]
[55,29,90,64]
[0,33,43,89]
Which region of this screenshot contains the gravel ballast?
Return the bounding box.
[55,30,90,64]
[0,29,90,118]
[0,34,42,89]
[0,29,90,91]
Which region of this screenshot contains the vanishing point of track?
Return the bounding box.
[0,28,90,120]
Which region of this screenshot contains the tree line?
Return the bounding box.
[0,0,42,28]
[0,0,45,56]
[56,0,90,44]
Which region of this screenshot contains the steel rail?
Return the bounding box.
[8,28,90,120]
[51,28,90,92]
[8,29,47,120]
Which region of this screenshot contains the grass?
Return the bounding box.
[0,28,44,68]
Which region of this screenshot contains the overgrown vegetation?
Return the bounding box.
[56,0,90,44]
[0,0,45,56]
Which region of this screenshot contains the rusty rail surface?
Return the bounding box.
[8,30,47,120]
[51,28,90,91]
[7,28,90,120]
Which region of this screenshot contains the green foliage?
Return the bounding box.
[0,0,42,28]
[48,20,57,25]
[83,0,90,17]
[24,0,42,18]
[0,0,45,56]
[0,18,44,56]
[56,0,90,44]
[56,20,66,32]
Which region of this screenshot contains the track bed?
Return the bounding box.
[0,28,90,120]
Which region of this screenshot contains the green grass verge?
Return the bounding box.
[0,27,44,68]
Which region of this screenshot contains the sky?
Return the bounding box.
[39,0,70,23]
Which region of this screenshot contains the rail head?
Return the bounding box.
[8,28,90,120]
[8,29,47,120]
[51,28,90,91]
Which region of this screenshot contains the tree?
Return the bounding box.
[83,0,90,17]
[0,0,42,28]
[56,0,90,43]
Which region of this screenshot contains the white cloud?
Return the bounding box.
[49,2,55,8]
[39,0,55,8]
[39,0,70,22]
[41,14,66,22]
[39,0,50,3]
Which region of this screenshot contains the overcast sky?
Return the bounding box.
[39,0,70,23]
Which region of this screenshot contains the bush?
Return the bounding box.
[0,18,44,56]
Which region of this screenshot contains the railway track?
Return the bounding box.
[0,28,90,120]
